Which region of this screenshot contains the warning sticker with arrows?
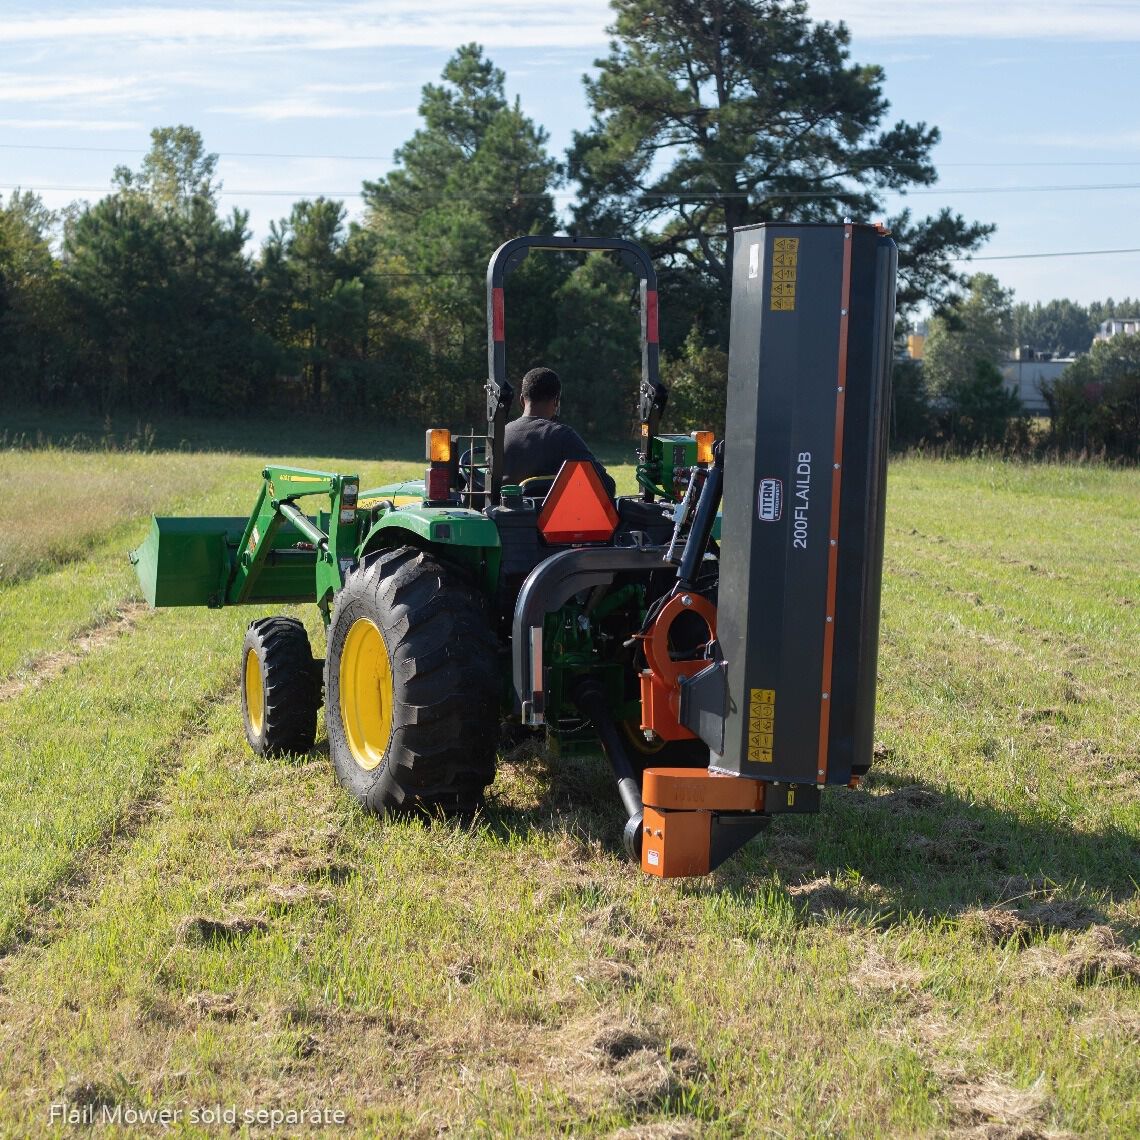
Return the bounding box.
[770,238,799,311]
[747,687,776,762]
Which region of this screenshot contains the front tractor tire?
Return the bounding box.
[325,546,499,815]
[241,616,321,757]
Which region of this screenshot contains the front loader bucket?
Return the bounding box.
[130,516,319,608]
[130,516,247,607]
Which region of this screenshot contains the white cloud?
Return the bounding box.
[214,98,417,121]
[808,0,1140,40]
[0,117,144,131]
[0,74,142,104]
[0,3,614,51]
[303,82,404,94]
[3,0,1137,57]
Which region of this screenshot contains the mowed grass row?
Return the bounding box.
[0,452,1137,1135]
[0,603,272,947]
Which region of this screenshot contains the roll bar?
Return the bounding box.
[484,235,668,504]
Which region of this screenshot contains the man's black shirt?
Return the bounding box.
[502,415,616,498]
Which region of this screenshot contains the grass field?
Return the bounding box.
[0,430,1137,1138]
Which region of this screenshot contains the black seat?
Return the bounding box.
[518,474,557,499]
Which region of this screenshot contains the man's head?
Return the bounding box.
[520,366,561,418]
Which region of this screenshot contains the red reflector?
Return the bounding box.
[537,461,618,544]
[425,465,451,502]
[492,287,505,341]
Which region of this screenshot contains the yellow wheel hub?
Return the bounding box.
[244,647,265,736]
[339,617,394,770]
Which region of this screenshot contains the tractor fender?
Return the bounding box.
[357,506,501,590]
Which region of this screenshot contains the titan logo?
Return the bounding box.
[758,478,783,522]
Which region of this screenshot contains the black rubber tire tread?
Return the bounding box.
[325,546,499,815]
[241,616,320,757]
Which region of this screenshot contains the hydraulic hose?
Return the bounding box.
[676,440,724,589]
[664,466,704,565]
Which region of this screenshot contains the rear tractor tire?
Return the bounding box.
[325,546,499,815]
[241,616,321,757]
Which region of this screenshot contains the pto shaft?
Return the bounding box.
[572,677,644,860]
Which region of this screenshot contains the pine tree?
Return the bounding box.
[569,0,992,338]
[362,45,562,420]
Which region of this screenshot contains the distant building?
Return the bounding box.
[903,321,927,360]
[1000,349,1074,414]
[1094,317,1140,342]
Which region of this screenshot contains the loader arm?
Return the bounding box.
[227,466,360,619]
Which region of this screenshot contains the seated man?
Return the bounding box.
[502,366,616,498]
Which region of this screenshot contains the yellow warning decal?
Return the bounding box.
[747,687,776,762]
[357,494,423,509]
[770,238,799,312]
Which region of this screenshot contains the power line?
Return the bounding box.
[955,247,1140,262]
[6,181,1140,201]
[373,270,482,277]
[0,184,376,197]
[901,182,1140,195]
[0,142,401,162]
[4,141,1140,172]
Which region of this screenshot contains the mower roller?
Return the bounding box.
[132,226,897,877]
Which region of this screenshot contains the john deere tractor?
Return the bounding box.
[133,228,897,877]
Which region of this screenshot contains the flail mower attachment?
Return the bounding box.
[630,221,897,876]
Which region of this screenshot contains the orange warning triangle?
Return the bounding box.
[537,460,619,544]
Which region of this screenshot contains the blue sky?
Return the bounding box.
[2,0,1138,309]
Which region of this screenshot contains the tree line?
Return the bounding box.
[893,274,1139,459]
[1,0,1035,443]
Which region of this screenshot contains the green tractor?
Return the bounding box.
[133,227,898,877]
